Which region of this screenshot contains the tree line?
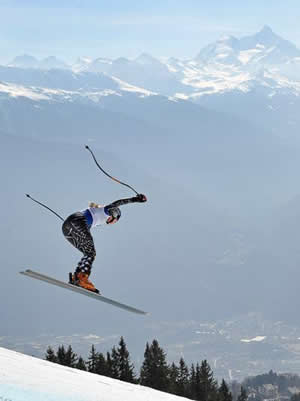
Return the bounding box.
[45,337,248,401]
[243,370,300,401]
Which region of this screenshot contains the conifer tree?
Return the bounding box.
[140,342,151,384]
[189,363,198,400]
[116,337,136,383]
[168,362,179,395]
[106,351,113,377]
[95,352,107,376]
[65,345,78,368]
[198,360,218,401]
[45,346,57,363]
[111,346,120,379]
[140,339,169,392]
[237,386,248,401]
[219,379,233,401]
[177,357,190,398]
[56,345,67,365]
[191,362,202,400]
[87,345,98,373]
[76,356,87,371]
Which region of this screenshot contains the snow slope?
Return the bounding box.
[0,75,155,103]
[0,347,188,401]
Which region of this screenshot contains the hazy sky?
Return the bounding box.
[0,0,300,63]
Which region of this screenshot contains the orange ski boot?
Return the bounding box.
[70,272,99,294]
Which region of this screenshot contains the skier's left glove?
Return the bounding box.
[135,194,147,203]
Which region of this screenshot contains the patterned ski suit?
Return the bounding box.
[62,196,140,275]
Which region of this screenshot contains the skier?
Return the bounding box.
[62,193,147,293]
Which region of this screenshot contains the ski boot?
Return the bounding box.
[69,272,100,294]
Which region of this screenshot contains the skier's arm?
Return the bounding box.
[105,194,147,212]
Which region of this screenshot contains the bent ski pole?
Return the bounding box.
[26,194,64,222]
[85,145,139,195]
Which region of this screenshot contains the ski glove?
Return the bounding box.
[135,194,147,203]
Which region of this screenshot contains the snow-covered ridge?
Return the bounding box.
[0,81,50,100]
[0,346,188,401]
[0,75,156,103]
[110,75,156,96]
[3,26,300,101]
[0,80,116,103]
[72,26,300,99]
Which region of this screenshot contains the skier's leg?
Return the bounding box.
[75,236,96,275]
[62,213,98,292]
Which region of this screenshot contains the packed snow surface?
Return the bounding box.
[240,336,266,343]
[0,346,189,401]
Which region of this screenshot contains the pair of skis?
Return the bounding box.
[20,269,147,315]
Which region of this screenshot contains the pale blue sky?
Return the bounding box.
[0,0,300,63]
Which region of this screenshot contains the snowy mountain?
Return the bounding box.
[70,53,187,95]
[0,57,299,209]
[5,27,300,101]
[8,54,40,69]
[195,25,300,66]
[39,56,69,70]
[0,346,188,401]
[156,26,300,138]
[163,27,300,101]
[63,26,300,100]
[0,65,155,96]
[8,54,69,70]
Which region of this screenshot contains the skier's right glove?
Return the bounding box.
[135,194,147,203]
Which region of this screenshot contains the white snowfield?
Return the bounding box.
[240,336,266,343]
[0,77,155,103]
[0,347,189,401]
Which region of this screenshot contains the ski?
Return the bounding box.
[20,269,148,315]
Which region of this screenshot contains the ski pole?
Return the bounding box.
[85,145,139,195]
[26,194,64,221]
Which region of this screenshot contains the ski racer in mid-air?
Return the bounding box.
[62,193,147,293]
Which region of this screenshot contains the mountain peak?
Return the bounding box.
[254,25,280,43]
[196,26,300,65]
[8,54,39,68]
[260,25,274,35]
[219,34,237,42]
[135,53,161,65]
[40,56,68,70]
